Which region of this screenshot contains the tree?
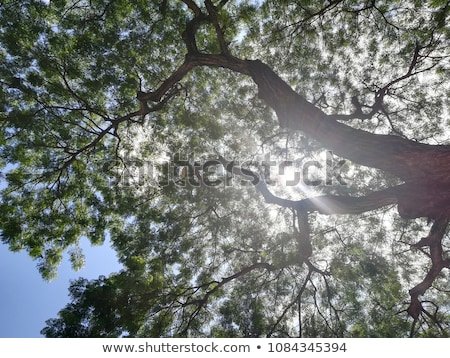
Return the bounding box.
[0,0,449,337]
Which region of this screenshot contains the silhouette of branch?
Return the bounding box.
[407,218,449,319]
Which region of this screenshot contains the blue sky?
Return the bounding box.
[0,238,121,337]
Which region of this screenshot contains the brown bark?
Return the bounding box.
[245,60,450,183]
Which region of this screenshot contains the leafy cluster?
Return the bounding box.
[0,0,449,337]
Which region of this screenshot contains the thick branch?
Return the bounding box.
[138,51,450,183]
[407,218,450,319]
[223,157,449,219]
[245,60,450,182]
[137,53,250,105]
[134,5,450,186]
[181,0,202,17]
[137,59,195,103]
[205,0,229,55]
[218,155,399,215]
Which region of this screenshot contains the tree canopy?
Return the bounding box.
[0,0,449,337]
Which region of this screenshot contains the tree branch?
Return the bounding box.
[267,269,312,337]
[407,218,450,319]
[205,0,229,55]
[217,155,400,215]
[181,0,202,17]
[180,261,275,334]
[133,6,450,183]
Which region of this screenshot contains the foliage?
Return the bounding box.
[0,0,449,337]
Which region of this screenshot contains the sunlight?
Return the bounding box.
[277,164,317,198]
